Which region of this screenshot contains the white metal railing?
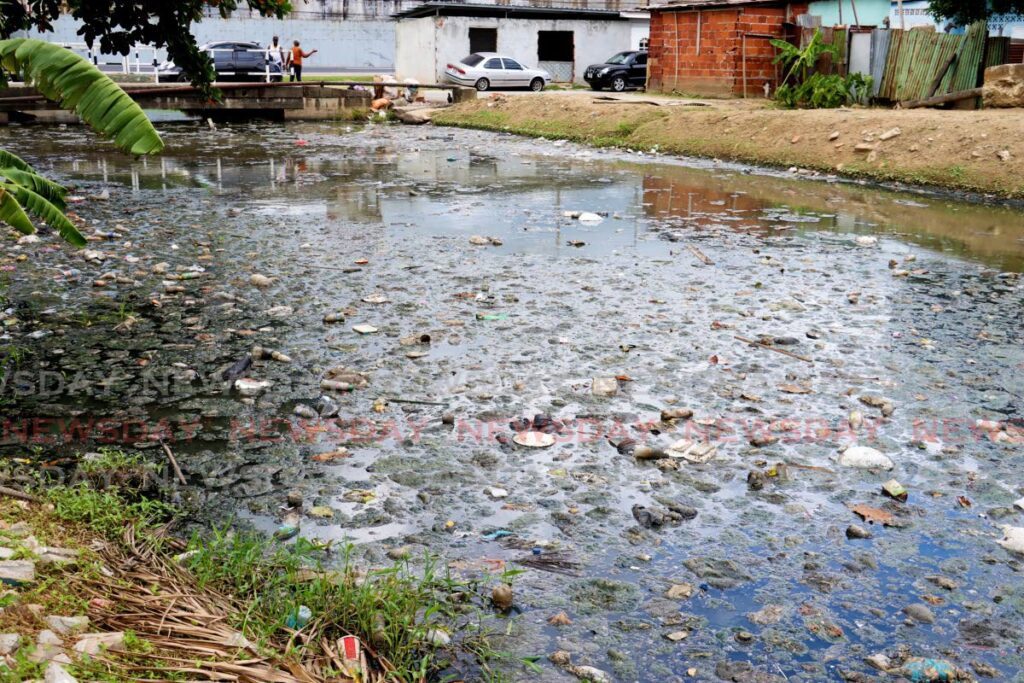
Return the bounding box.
[42,42,284,83]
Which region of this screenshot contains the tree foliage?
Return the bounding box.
[1,0,292,94]
[928,0,1024,26]
[0,38,168,246]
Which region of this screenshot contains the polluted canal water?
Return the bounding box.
[2,121,1024,682]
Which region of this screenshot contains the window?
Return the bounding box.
[635,53,647,66]
[537,30,574,62]
[461,53,485,66]
[639,37,650,50]
[483,58,503,69]
[502,58,523,70]
[605,52,631,65]
[469,27,497,54]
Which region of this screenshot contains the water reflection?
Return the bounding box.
[5,121,1024,270]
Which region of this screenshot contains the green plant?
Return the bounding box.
[45,482,173,537]
[0,37,166,246]
[184,527,514,681]
[771,30,871,109]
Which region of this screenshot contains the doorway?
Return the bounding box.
[537,30,574,82]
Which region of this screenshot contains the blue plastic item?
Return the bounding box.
[286,605,312,629]
[902,658,959,682]
[482,529,513,541]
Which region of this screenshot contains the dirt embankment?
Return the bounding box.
[432,95,1024,198]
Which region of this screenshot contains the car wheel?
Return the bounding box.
[529,78,545,92]
[475,78,490,92]
[611,76,626,92]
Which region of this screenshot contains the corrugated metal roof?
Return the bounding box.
[393,2,631,20]
[646,0,784,12]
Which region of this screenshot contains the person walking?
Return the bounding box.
[267,36,286,67]
[288,40,318,82]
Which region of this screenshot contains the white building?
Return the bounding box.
[394,3,649,84]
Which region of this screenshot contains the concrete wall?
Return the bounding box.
[807,0,890,26]
[17,13,397,69]
[395,17,439,83]
[647,3,808,96]
[397,15,642,84]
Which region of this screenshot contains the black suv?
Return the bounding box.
[158,42,284,82]
[583,51,648,92]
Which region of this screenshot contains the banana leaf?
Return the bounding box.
[0,167,67,209]
[2,182,86,247]
[0,38,164,156]
[0,187,34,235]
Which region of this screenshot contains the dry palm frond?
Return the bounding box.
[74,527,375,683]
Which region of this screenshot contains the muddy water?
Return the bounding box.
[2,121,1024,682]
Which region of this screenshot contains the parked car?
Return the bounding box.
[583,51,648,92]
[444,53,551,92]
[158,42,283,82]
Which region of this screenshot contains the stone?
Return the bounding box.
[927,575,958,591]
[548,612,572,626]
[665,583,694,600]
[549,650,572,666]
[29,630,67,663]
[566,665,612,683]
[665,630,689,641]
[468,235,491,245]
[828,131,840,140]
[660,407,693,421]
[904,603,935,624]
[249,273,273,287]
[879,127,902,141]
[262,305,293,319]
[18,234,41,245]
[308,506,334,519]
[44,661,78,683]
[72,632,124,656]
[485,486,508,498]
[386,546,412,560]
[45,615,90,636]
[233,378,271,397]
[839,446,894,470]
[846,524,873,540]
[491,583,513,610]
[983,63,1024,107]
[352,324,378,334]
[424,628,450,646]
[997,149,1011,162]
[0,559,36,585]
[36,547,78,565]
[747,604,785,625]
[591,377,618,397]
[865,653,892,671]
[997,525,1024,555]
[0,633,20,655]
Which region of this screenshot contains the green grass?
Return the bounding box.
[24,449,521,681]
[183,527,520,680]
[46,482,173,537]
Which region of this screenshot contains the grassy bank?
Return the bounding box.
[432,95,1024,199]
[0,450,516,682]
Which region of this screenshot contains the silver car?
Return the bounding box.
[444,52,551,92]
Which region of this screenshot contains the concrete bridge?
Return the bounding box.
[0,82,384,123]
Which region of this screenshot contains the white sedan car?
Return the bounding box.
[444,53,551,92]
